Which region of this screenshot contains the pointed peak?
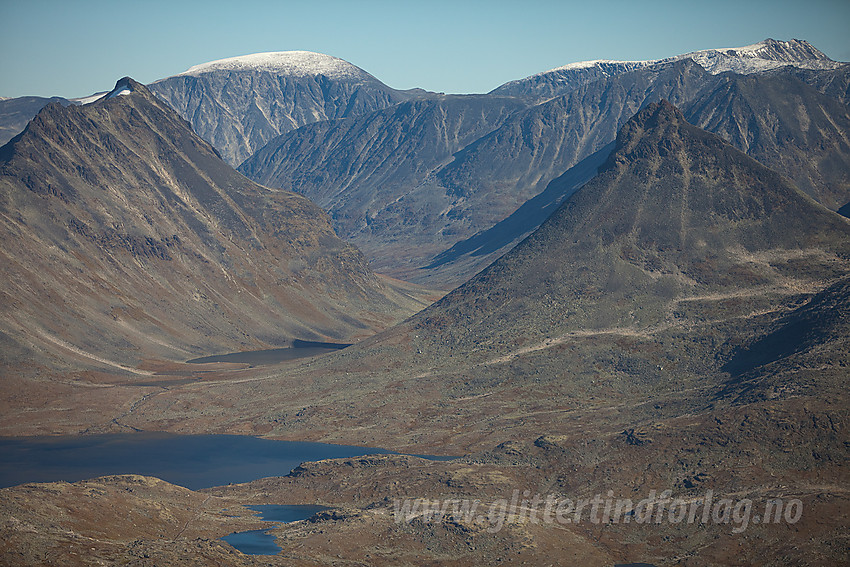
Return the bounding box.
[610,100,692,158]
[104,77,137,99]
[632,100,685,125]
[73,77,147,106]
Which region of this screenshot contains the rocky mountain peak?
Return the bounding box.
[492,38,842,102]
[605,100,717,167]
[739,38,833,61]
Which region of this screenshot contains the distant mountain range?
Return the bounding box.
[0,78,421,375]
[2,39,848,291]
[242,53,850,285]
[491,38,842,101]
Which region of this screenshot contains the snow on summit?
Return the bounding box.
[531,38,839,81]
[177,51,371,80]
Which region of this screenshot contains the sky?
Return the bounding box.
[1,0,849,99]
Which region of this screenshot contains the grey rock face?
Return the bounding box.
[149,51,416,166]
[239,94,528,277]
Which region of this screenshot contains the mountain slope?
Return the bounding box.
[412,101,850,352]
[422,142,613,286]
[685,71,850,210]
[777,62,850,104]
[239,95,527,275]
[149,51,417,165]
[0,77,422,376]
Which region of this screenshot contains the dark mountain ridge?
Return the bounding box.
[0,95,74,147]
[410,100,850,352]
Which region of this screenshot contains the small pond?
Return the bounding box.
[221,504,328,555]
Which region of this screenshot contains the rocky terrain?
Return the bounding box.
[239,94,529,278]
[0,475,267,567]
[0,95,73,147]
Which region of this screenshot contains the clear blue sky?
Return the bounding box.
[1,0,848,99]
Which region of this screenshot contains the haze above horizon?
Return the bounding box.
[1,0,848,99]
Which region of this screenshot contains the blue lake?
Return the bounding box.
[0,432,393,490]
[222,504,328,555]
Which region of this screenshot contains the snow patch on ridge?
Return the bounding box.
[72,92,107,105]
[73,78,135,105]
[106,86,132,99]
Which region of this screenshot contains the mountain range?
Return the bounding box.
[203,101,850,450]
[429,63,850,285]
[491,38,842,101]
[2,41,847,289]
[239,50,849,285]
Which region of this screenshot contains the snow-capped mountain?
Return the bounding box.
[177,50,374,81]
[149,51,418,165]
[667,37,840,73]
[492,38,843,101]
